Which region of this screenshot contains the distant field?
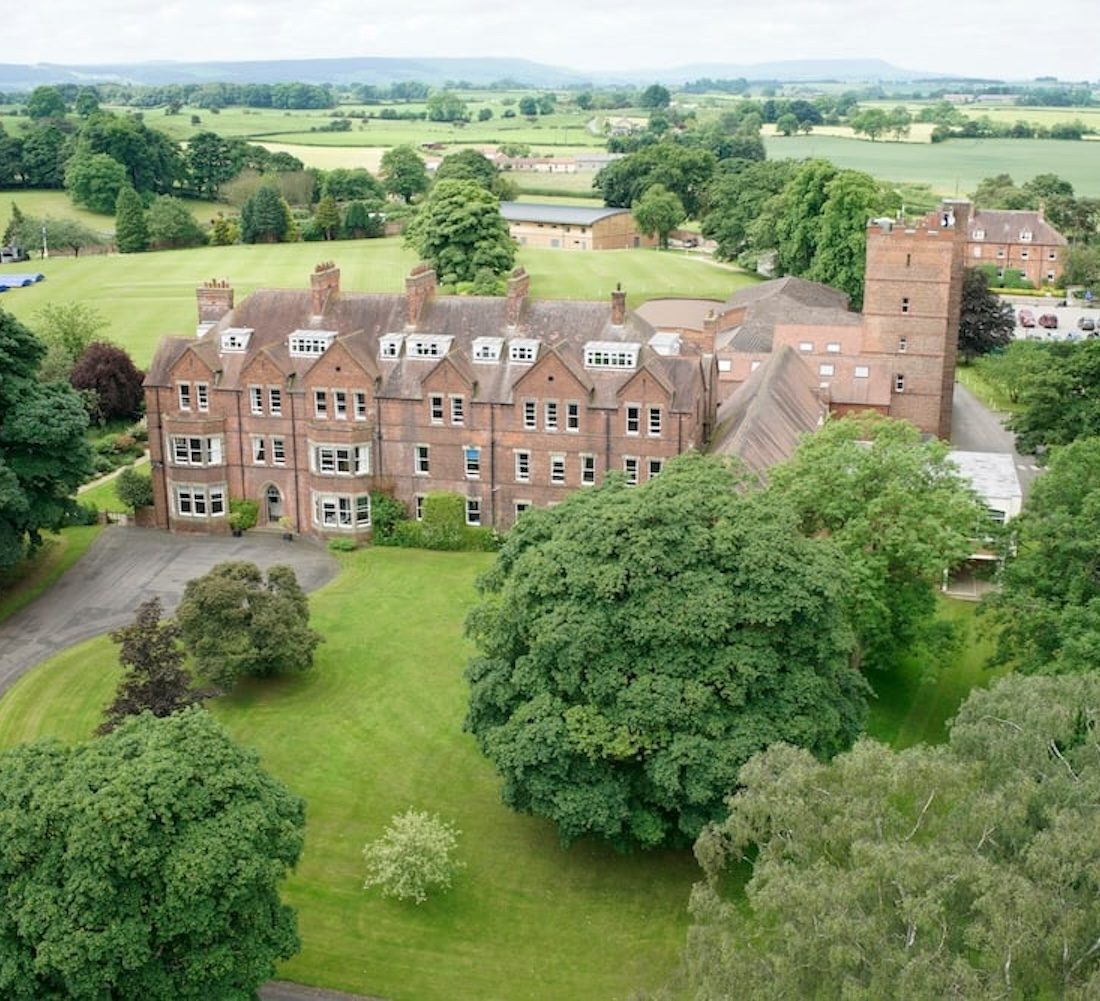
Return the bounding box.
[764,134,1100,196]
[0,189,227,238]
[761,122,936,143]
[0,239,753,366]
[859,100,1100,130]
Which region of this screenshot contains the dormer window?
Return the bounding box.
[379,334,403,359]
[220,327,253,352]
[1019,229,1033,242]
[583,341,640,369]
[472,336,504,363]
[508,339,540,363]
[406,335,452,359]
[971,229,985,240]
[289,330,336,357]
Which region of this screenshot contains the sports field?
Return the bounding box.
[0,238,752,366]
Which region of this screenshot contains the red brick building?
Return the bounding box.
[144,265,713,540]
[965,208,1066,288]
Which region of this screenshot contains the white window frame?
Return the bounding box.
[173,483,226,519]
[268,387,282,416]
[515,450,531,483]
[312,491,370,530]
[414,495,425,520]
[414,444,430,476]
[252,436,266,464]
[647,407,661,437]
[196,382,209,412]
[544,400,558,431]
[854,365,869,379]
[581,454,596,485]
[895,373,906,393]
[898,336,908,353]
[333,390,348,420]
[901,297,910,314]
[429,394,444,425]
[818,363,835,377]
[798,341,813,353]
[177,382,191,411]
[464,445,481,479]
[624,456,639,485]
[523,400,537,430]
[625,405,640,435]
[566,402,580,432]
[550,453,566,485]
[272,437,286,466]
[168,435,224,467]
[354,391,367,420]
[648,458,663,479]
[312,443,370,476]
[249,385,263,415]
[826,342,841,354]
[450,395,465,426]
[465,497,482,526]
[314,390,328,418]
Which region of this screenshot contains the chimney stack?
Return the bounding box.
[702,309,719,352]
[310,261,340,315]
[611,282,626,326]
[505,266,530,327]
[196,279,234,323]
[405,263,437,328]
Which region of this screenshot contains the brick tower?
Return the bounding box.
[861,201,969,440]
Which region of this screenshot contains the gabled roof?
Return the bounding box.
[719,277,856,354]
[708,347,826,475]
[500,202,633,226]
[970,209,1067,246]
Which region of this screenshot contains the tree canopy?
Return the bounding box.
[70,341,144,423]
[239,184,292,243]
[0,310,93,573]
[175,561,321,690]
[404,178,515,286]
[0,708,304,999]
[689,673,1100,1000]
[766,414,985,673]
[464,454,866,850]
[1009,340,1100,454]
[595,142,717,219]
[379,144,429,204]
[958,266,1015,363]
[983,435,1100,675]
[631,183,685,249]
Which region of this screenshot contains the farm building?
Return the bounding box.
[499,202,657,251]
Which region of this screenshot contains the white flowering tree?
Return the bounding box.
[362,810,464,904]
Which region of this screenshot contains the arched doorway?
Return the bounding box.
[265,484,283,523]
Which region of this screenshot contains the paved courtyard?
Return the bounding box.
[0,527,337,695]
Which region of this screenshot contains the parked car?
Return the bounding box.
[1038,313,1059,329]
[1018,309,1036,327]
[1078,316,1096,332]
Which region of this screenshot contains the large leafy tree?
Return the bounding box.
[20,124,67,188]
[176,562,322,690]
[1009,340,1100,454]
[0,310,93,572]
[185,130,244,200]
[99,598,210,734]
[0,708,304,999]
[983,435,1100,675]
[404,179,515,286]
[958,266,1015,363]
[689,673,1100,1000]
[701,159,796,261]
[631,183,685,249]
[595,142,717,219]
[766,414,984,673]
[771,158,837,277]
[64,151,129,214]
[464,454,866,850]
[807,169,885,308]
[145,195,206,249]
[24,85,66,120]
[75,111,182,196]
[379,144,429,204]
[70,341,144,423]
[434,148,512,199]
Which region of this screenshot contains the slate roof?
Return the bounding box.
[634,297,723,330]
[146,282,707,414]
[499,202,633,226]
[970,209,1067,246]
[707,346,826,475]
[718,277,856,353]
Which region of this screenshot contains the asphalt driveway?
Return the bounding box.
[0,527,338,696]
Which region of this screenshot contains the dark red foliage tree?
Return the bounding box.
[70,341,144,422]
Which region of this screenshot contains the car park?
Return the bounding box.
[1019,308,1035,327]
[1039,313,1059,329]
[1078,316,1096,332]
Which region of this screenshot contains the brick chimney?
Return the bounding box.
[405,263,437,328]
[196,279,234,323]
[505,267,530,327]
[702,309,719,351]
[611,283,626,326]
[310,261,340,315]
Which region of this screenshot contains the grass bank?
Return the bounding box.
[0,526,102,626]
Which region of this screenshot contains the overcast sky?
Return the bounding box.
[9,0,1097,81]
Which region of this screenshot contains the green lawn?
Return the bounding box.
[865,597,1006,748]
[0,190,225,238]
[764,134,1100,197]
[0,526,102,626]
[0,239,754,367]
[955,363,1020,414]
[0,548,698,1001]
[78,458,150,513]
